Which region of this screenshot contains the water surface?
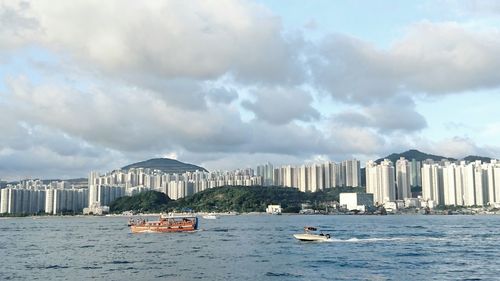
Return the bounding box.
[1,215,499,280]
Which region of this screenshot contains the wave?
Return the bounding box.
[406,225,426,229]
[265,272,303,278]
[210,228,229,232]
[325,237,446,243]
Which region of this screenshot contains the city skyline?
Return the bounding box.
[0,149,492,183]
[3,155,500,216]
[1,0,500,181]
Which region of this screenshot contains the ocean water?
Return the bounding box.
[1,214,499,281]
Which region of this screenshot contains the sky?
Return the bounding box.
[1,0,500,180]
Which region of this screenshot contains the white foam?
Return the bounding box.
[325,237,446,243]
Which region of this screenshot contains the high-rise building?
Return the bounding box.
[366,159,396,205]
[396,157,412,199]
[492,160,500,204]
[443,163,458,205]
[421,162,444,205]
[0,188,8,213]
[474,162,488,206]
[257,163,274,186]
[309,164,319,192]
[323,162,333,189]
[342,159,361,187]
[421,160,500,207]
[463,163,476,206]
[298,165,308,192]
[283,165,295,188]
[88,171,100,207]
[45,189,55,214]
[410,159,422,187]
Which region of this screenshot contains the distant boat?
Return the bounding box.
[293,226,331,241]
[266,205,282,215]
[129,215,198,233]
[202,214,219,220]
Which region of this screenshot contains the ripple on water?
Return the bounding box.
[313,259,337,265]
[3,215,500,281]
[145,250,166,254]
[81,266,103,270]
[42,265,70,270]
[106,260,133,265]
[265,272,303,278]
[155,273,179,278]
[211,228,229,232]
[406,225,426,229]
[394,252,426,257]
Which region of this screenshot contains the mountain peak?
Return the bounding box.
[376,149,456,163]
[462,155,493,163]
[121,158,208,173]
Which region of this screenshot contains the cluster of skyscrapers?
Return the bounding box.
[0,158,371,215]
[0,179,88,215]
[365,157,500,208]
[87,168,263,202]
[421,160,500,206]
[85,159,362,212]
[3,155,499,215]
[366,157,421,205]
[256,159,361,192]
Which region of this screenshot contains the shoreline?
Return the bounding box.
[2,211,500,219]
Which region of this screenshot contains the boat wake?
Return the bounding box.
[325,237,446,243]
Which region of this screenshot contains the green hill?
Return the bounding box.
[173,185,305,213]
[109,186,366,213]
[110,190,171,213]
[375,149,495,164]
[174,185,365,213]
[376,149,455,163]
[121,158,208,174]
[462,155,493,163]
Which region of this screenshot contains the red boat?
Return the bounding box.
[129,215,198,233]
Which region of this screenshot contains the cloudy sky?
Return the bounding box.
[1,0,500,180]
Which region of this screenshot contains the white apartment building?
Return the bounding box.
[421,160,500,206]
[396,157,412,200]
[366,159,396,205]
[421,162,443,204]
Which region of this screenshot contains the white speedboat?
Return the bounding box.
[293,227,331,241]
[202,214,219,220]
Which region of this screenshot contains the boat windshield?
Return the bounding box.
[304,226,317,232]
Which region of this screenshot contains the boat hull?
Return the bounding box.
[129,216,198,233]
[293,233,330,241]
[130,225,197,233]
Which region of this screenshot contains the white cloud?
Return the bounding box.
[434,0,500,17]
[0,121,127,180]
[393,22,500,94]
[0,75,333,178]
[3,76,251,152]
[206,87,238,104]
[2,0,303,85]
[312,22,500,104]
[1,1,500,180]
[0,1,39,50]
[242,87,320,124]
[326,123,387,155]
[333,96,427,133]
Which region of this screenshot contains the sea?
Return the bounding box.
[1,214,499,281]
